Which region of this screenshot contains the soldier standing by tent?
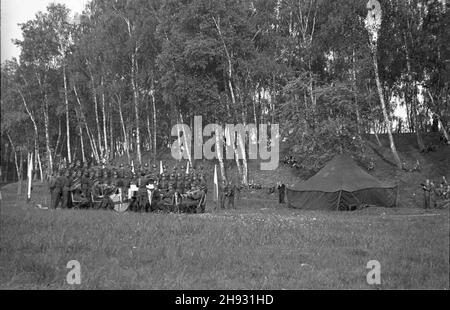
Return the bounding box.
[277,181,286,204]
[421,179,433,209]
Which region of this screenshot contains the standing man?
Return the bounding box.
[60,169,71,209]
[51,170,65,209]
[277,182,286,204]
[219,179,227,209]
[421,179,433,209]
[48,170,58,209]
[226,181,235,209]
[81,170,91,200]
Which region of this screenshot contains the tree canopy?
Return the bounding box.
[1,0,449,182]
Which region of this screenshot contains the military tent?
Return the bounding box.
[286,155,398,210]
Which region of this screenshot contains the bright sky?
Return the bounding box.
[1,0,87,63]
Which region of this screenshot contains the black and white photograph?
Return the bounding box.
[0,0,449,293]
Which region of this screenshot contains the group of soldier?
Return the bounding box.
[421,176,450,209]
[48,160,209,213]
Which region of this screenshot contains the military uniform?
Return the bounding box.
[81,171,91,200]
[49,172,58,209]
[98,175,114,210]
[162,184,176,212]
[184,176,191,195]
[225,182,235,209]
[219,180,227,209]
[91,170,104,204]
[182,184,206,213]
[159,175,168,191]
[176,173,184,194]
[134,172,149,212]
[143,163,150,178]
[277,182,286,204]
[421,179,433,209]
[199,175,207,194]
[61,170,73,208]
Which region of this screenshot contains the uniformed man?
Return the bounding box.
[91,170,104,206]
[164,183,176,212]
[48,170,58,209]
[180,165,185,179]
[169,173,176,189]
[277,182,286,204]
[367,158,375,171]
[183,184,206,213]
[118,163,125,179]
[81,170,91,201]
[61,169,72,209]
[71,170,89,208]
[193,183,207,213]
[135,171,149,212]
[219,179,227,209]
[184,175,191,195]
[421,179,433,209]
[70,170,82,192]
[116,169,126,196]
[198,165,205,181]
[51,170,65,209]
[143,163,149,177]
[176,173,184,194]
[189,165,195,179]
[199,174,207,194]
[99,174,115,210]
[159,174,168,192]
[225,181,236,209]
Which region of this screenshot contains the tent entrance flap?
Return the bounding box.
[336,190,342,210]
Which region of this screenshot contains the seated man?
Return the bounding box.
[181,185,206,213]
[91,170,106,209]
[151,183,175,212]
[99,176,115,210]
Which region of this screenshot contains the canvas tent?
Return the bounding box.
[286,155,398,210]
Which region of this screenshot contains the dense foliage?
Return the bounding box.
[1,0,449,182]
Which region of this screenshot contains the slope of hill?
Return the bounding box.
[106,132,448,208]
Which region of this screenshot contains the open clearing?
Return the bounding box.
[0,182,448,289]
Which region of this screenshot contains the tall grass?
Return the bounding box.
[0,184,448,289]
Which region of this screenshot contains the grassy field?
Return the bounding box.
[0,182,448,290]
